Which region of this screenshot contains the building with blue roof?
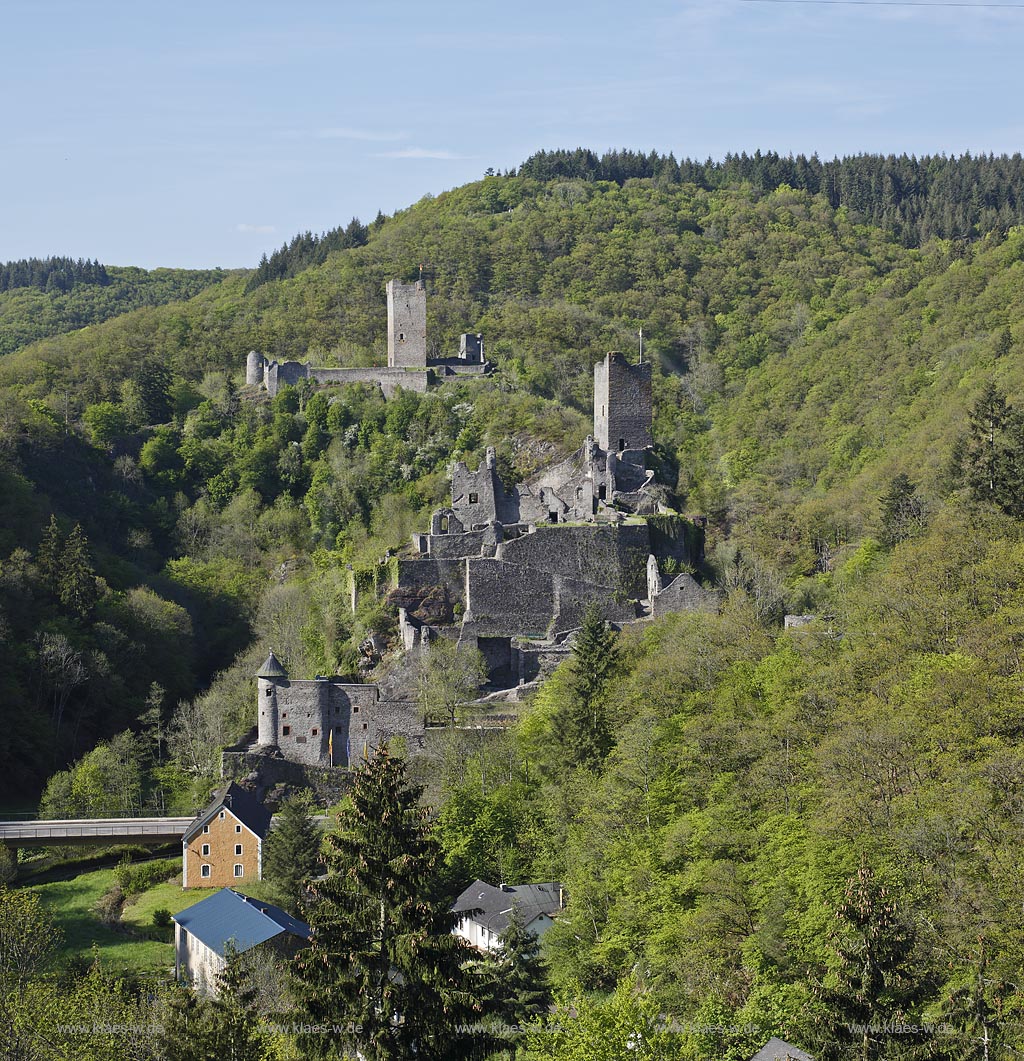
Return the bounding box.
[173,887,311,994]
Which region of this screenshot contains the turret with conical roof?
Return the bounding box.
[257,650,287,747]
[258,650,288,679]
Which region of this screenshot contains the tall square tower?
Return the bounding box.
[594,352,652,452]
[386,279,428,368]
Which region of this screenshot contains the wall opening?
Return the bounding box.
[618,438,626,452]
[598,484,607,500]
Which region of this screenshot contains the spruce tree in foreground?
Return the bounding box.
[495,904,552,1027]
[262,790,320,914]
[553,604,620,769]
[292,745,483,1061]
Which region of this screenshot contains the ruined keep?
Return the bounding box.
[245,279,490,399]
[387,279,427,368]
[392,351,717,688]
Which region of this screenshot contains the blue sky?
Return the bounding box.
[2,0,1023,269]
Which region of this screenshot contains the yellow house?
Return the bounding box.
[182,783,271,889]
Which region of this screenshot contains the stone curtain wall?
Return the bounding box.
[499,524,650,598]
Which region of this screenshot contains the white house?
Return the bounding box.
[452,879,563,953]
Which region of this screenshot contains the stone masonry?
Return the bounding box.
[245,279,491,399]
[391,351,718,687]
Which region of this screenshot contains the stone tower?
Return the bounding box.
[256,650,287,748]
[386,279,427,368]
[593,352,652,452]
[245,351,265,386]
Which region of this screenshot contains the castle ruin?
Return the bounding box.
[392,351,716,686]
[245,279,490,399]
[236,341,717,776]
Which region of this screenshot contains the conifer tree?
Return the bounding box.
[495,904,552,1026]
[262,790,320,914]
[58,523,98,618]
[877,473,926,547]
[818,862,928,1061]
[36,514,62,595]
[552,604,619,769]
[292,745,481,1060]
[961,382,1024,517]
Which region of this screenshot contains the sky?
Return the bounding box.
[2,0,1023,270]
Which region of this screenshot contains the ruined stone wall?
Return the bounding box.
[387,280,427,368]
[647,514,706,565]
[498,524,650,598]
[360,700,425,756]
[464,560,556,638]
[451,450,521,526]
[391,558,468,623]
[652,573,719,617]
[424,530,485,559]
[553,576,638,633]
[594,353,652,452]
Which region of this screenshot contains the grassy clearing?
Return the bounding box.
[121,878,215,929]
[29,868,173,974]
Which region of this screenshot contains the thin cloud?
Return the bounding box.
[374,147,469,160]
[236,223,276,234]
[316,127,406,142]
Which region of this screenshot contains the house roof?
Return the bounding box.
[452,879,563,938]
[183,782,272,843]
[257,650,288,678]
[749,1038,814,1061]
[172,888,310,958]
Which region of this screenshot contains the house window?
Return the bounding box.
[282,725,291,736]
[203,825,210,834]
[618,438,626,452]
[201,865,211,879]
[265,687,272,696]
[235,824,242,833]
[235,844,243,856]
[282,712,288,718]
[312,728,318,736]
[201,843,210,856]
[219,811,225,820]
[353,705,359,714]
[234,865,244,878]
[469,492,479,504]
[363,722,368,730]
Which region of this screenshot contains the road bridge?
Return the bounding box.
[0,817,194,847]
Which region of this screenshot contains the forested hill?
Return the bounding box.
[10,159,1024,1055]
[0,257,230,356]
[0,162,1022,801]
[517,147,1024,247]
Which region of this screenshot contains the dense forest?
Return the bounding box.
[0,259,228,356]
[4,151,1024,1057]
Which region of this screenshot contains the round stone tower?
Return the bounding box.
[257,650,288,748]
[246,350,265,387]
